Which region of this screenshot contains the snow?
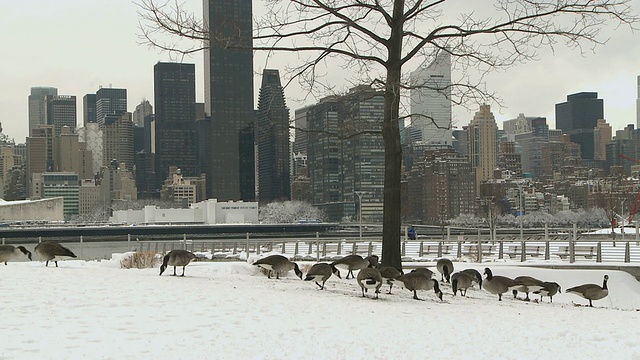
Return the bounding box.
[2,254,640,359]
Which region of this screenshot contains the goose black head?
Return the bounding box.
[159,264,167,276]
[17,246,32,261]
[293,263,303,279]
[432,280,443,301]
[483,267,493,279]
[331,265,342,279]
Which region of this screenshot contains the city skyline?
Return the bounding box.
[2,0,640,143]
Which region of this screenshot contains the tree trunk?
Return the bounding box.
[380,0,405,270]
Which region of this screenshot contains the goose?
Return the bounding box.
[451,271,474,297]
[396,271,443,301]
[34,241,77,267]
[379,266,403,294]
[365,255,380,269]
[331,254,371,279]
[512,276,545,301]
[483,267,518,301]
[0,245,32,265]
[253,254,303,280]
[159,250,197,276]
[533,282,562,303]
[304,263,341,289]
[566,275,609,307]
[356,267,383,299]
[461,268,483,289]
[410,267,434,279]
[436,258,454,283]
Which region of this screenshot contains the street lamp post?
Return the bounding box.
[355,191,365,242]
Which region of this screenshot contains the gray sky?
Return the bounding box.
[1,0,639,143]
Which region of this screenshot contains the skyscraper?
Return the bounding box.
[555,92,604,160]
[256,69,290,204]
[45,95,76,137]
[153,62,197,190]
[28,87,58,136]
[133,99,153,128]
[96,87,127,128]
[203,0,255,201]
[593,119,612,161]
[468,104,498,191]
[83,94,96,127]
[410,51,452,146]
[103,111,134,173]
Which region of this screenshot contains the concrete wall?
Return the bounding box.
[0,197,64,222]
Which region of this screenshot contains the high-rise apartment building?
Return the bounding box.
[256,69,290,204]
[203,0,255,201]
[154,62,198,191]
[45,95,76,137]
[468,104,498,191]
[555,92,604,160]
[77,123,103,176]
[103,112,133,173]
[636,76,640,129]
[28,87,58,136]
[96,87,127,128]
[513,117,548,178]
[410,51,452,146]
[26,125,55,197]
[593,119,612,161]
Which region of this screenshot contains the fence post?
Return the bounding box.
[80,235,84,260]
[636,222,639,246]
[308,241,313,255]
[316,232,320,261]
[294,241,299,257]
[1,237,4,245]
[337,239,342,255]
[625,242,631,263]
[282,241,286,254]
[520,238,526,263]
[569,223,576,263]
[401,240,406,257]
[477,228,482,263]
[322,242,327,257]
[457,241,462,259]
[447,226,451,242]
[352,242,357,255]
[597,242,602,262]
[418,241,424,257]
[544,223,550,260]
[498,241,504,260]
[368,242,373,256]
[437,241,443,258]
[245,232,250,255]
[183,234,187,251]
[162,242,166,254]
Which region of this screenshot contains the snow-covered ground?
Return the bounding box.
[2,254,640,359]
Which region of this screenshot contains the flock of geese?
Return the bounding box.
[0,242,610,307]
[250,252,610,307]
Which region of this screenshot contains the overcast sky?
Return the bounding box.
[2,0,639,143]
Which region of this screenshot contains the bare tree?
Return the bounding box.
[137,0,637,269]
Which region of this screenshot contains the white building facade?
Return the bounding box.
[410,51,453,146]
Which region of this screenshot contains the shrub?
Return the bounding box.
[120,251,160,269]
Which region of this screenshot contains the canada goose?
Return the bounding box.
[483,267,518,301]
[512,276,545,301]
[410,267,434,278]
[451,271,474,297]
[0,245,32,265]
[396,271,443,301]
[461,268,483,289]
[379,266,403,294]
[533,282,562,303]
[253,254,303,280]
[365,255,380,268]
[331,254,371,279]
[159,250,197,276]
[566,275,609,307]
[34,241,77,267]
[357,267,383,299]
[304,263,341,289]
[436,258,454,283]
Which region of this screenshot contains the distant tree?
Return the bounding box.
[4,166,25,201]
[137,0,638,269]
[259,201,325,224]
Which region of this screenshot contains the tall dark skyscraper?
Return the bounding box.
[29,87,58,136]
[96,87,127,128]
[83,94,97,126]
[256,69,291,204]
[203,0,255,201]
[153,62,197,190]
[45,95,77,137]
[555,92,604,160]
